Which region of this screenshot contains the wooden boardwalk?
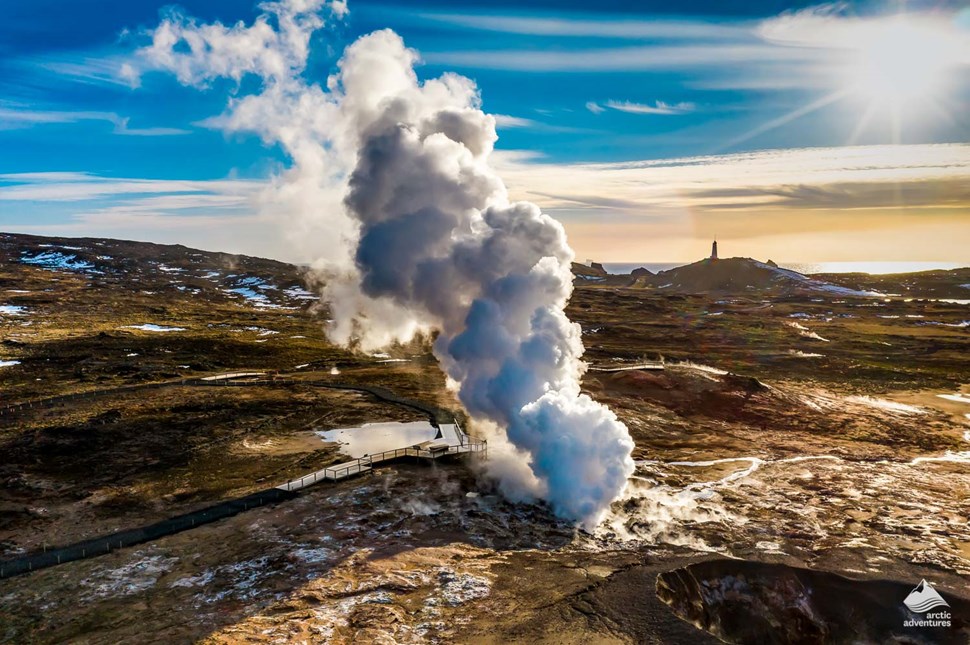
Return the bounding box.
[588,361,665,373]
[277,422,486,491]
[0,374,485,579]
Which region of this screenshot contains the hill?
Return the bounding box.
[0,232,312,310]
[573,256,882,297]
[648,257,880,296]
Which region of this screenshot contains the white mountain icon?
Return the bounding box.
[903,579,950,613]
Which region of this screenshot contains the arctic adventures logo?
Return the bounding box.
[903,579,951,628]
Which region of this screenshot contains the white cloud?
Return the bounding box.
[758,4,970,59]
[0,106,116,128]
[0,173,260,203]
[0,172,285,258]
[603,100,695,115]
[29,52,139,87]
[757,3,854,47]
[112,117,190,136]
[489,143,970,263]
[492,114,538,128]
[492,143,970,216]
[6,143,967,265]
[585,101,605,114]
[418,12,747,41]
[0,105,188,135]
[129,0,342,87]
[425,43,815,72]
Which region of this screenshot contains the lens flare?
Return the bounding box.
[845,17,964,108]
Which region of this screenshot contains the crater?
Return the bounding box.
[657,559,969,644]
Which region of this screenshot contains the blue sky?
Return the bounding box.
[1,0,968,263]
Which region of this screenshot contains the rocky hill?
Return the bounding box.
[817,268,970,300]
[0,232,315,310]
[573,256,881,296]
[646,257,880,297]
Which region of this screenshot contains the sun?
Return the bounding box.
[844,17,964,108]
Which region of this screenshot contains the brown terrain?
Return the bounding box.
[1,232,968,644]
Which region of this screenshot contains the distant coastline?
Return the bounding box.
[601,261,965,276]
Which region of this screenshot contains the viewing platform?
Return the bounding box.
[588,361,665,373]
[277,421,486,491]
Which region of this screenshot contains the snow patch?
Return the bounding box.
[429,569,491,607]
[919,320,970,328]
[754,261,881,297]
[675,361,728,376]
[234,276,277,289]
[170,570,215,588]
[284,285,318,300]
[80,553,177,600]
[290,547,335,564]
[20,251,96,272]
[846,396,926,415]
[801,330,830,342]
[122,324,186,332]
[224,287,291,309]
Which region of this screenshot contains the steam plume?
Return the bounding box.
[134,0,634,527]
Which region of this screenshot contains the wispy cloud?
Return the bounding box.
[0,172,304,261]
[417,12,748,41]
[492,143,970,220]
[112,117,190,136]
[0,106,116,128]
[425,43,817,72]
[590,100,696,115]
[490,113,602,134]
[0,105,189,135]
[0,172,258,202]
[492,114,538,128]
[16,50,139,88]
[759,4,970,60]
[491,143,970,262]
[3,143,967,265]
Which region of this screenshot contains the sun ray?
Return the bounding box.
[717,89,850,153]
[847,101,880,145]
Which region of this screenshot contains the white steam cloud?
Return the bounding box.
[132,0,634,527]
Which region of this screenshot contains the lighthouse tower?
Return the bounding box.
[710,239,718,260]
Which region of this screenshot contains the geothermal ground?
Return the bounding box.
[1,233,968,643]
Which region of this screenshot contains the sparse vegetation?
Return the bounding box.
[1,233,967,644]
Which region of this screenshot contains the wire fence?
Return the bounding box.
[277,439,488,491]
[0,487,296,580]
[0,372,483,580]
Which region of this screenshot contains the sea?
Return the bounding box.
[601,261,966,276]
